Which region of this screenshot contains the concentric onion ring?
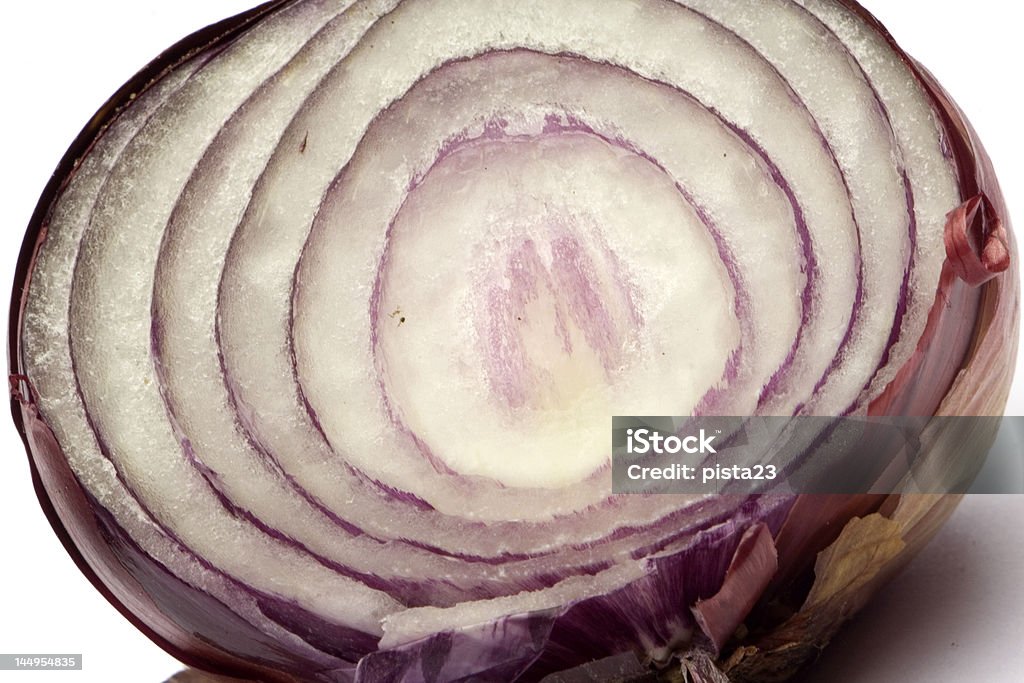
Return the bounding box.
[10,0,1016,681]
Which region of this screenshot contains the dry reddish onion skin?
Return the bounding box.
[7,1,1017,682]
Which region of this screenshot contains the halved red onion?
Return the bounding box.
[8,1,1016,681]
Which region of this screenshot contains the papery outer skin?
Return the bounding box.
[690,524,778,654]
[6,2,1017,683]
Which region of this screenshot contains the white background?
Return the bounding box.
[0,2,1021,682]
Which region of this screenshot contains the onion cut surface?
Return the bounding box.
[9,0,1017,681]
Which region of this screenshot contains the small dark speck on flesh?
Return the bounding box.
[300,132,308,154]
